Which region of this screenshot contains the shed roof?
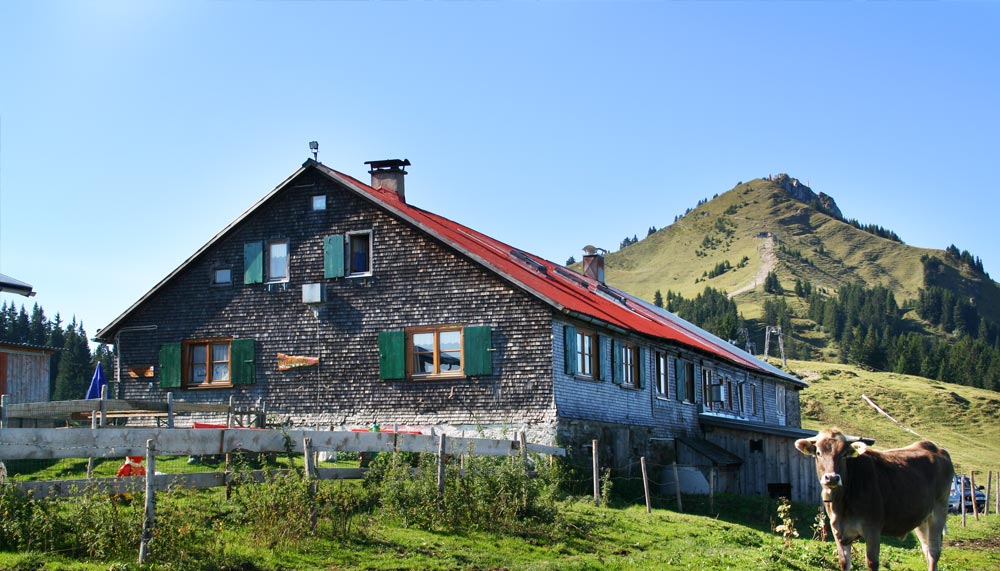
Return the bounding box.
[96,160,803,387]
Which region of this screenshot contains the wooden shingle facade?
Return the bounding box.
[97,159,819,501]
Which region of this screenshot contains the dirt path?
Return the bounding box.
[729,235,777,298]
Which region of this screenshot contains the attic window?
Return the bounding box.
[312,195,326,211]
[212,268,232,286]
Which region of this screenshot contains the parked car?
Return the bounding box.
[948,475,987,514]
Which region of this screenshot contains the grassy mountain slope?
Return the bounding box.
[604,177,948,308]
[793,359,1000,473]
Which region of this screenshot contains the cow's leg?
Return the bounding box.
[864,530,881,571]
[914,505,947,571]
[833,535,852,571]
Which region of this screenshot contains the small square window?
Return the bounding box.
[212,268,232,285]
[312,195,326,211]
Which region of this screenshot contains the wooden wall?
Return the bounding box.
[1,347,52,404]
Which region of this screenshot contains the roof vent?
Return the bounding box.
[365,159,410,202]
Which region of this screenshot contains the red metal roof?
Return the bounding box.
[317,163,803,386]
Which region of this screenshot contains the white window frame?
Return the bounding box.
[346,230,373,277]
[312,194,326,211]
[267,240,289,282]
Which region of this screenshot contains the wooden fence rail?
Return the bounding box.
[0,426,565,500]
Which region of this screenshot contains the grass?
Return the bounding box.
[793,359,1000,473]
[1,490,997,571]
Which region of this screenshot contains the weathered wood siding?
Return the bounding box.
[704,426,821,503]
[1,347,51,404]
[112,169,557,438]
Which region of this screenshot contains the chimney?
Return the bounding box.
[365,159,411,202]
[582,245,605,283]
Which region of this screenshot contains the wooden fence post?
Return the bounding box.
[437,434,447,499]
[709,466,716,514]
[672,461,683,513]
[518,431,528,469]
[971,471,980,520]
[100,384,108,427]
[641,456,651,514]
[0,394,7,429]
[592,439,600,507]
[138,439,157,564]
[87,413,98,479]
[986,471,993,516]
[961,475,967,527]
[166,392,174,429]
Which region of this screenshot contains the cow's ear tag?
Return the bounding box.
[850,441,867,457]
[795,439,816,456]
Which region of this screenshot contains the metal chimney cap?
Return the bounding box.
[365,159,410,172]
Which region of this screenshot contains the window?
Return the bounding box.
[622,344,638,388]
[378,325,493,380]
[186,339,231,387]
[612,341,643,389]
[655,352,668,396]
[748,384,758,415]
[410,326,462,377]
[703,367,715,405]
[312,195,326,211]
[268,241,289,282]
[776,384,787,418]
[212,268,232,285]
[347,231,372,275]
[675,358,695,402]
[159,339,255,389]
[576,330,600,379]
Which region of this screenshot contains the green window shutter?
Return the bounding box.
[637,347,647,389]
[675,359,686,401]
[231,338,256,385]
[611,339,623,385]
[563,325,577,375]
[379,330,405,380]
[244,241,263,284]
[159,343,181,389]
[323,234,345,279]
[463,325,493,376]
[596,335,606,381]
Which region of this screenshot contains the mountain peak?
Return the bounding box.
[770,173,843,220]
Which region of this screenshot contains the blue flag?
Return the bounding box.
[85,363,106,399]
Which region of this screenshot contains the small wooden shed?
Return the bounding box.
[0,342,55,404]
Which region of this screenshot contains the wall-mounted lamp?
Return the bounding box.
[309,141,319,161]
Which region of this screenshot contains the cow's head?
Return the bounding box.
[795,428,869,499]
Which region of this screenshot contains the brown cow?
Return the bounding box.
[795,428,953,571]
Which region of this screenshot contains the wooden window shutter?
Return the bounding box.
[323,234,345,279]
[244,241,264,284]
[158,343,181,389]
[675,359,686,401]
[462,325,493,376]
[378,330,405,380]
[597,335,608,381]
[231,339,256,385]
[611,339,623,384]
[563,325,577,375]
[637,347,647,389]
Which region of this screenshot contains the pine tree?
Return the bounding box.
[52,319,93,401]
[653,290,663,308]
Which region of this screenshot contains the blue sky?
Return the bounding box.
[1,1,998,339]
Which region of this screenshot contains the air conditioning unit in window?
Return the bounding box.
[302,283,325,305]
[709,384,725,403]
